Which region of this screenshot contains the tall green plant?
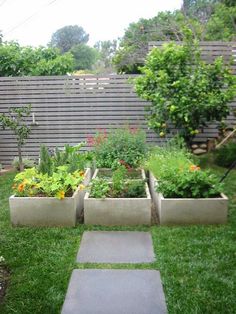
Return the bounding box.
[0,105,32,171]
[135,29,236,144]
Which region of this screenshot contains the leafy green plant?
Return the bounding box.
[12,157,35,171]
[12,166,85,199]
[0,105,32,171]
[53,143,88,173]
[146,146,223,198]
[88,127,147,168]
[215,142,236,168]
[89,167,146,198]
[135,29,236,144]
[89,177,110,198]
[156,166,223,198]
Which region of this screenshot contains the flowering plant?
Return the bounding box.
[87,126,147,169]
[12,166,85,199]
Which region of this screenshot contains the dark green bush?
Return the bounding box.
[215,142,236,167]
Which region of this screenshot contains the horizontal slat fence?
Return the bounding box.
[0,42,236,166]
[0,75,160,165]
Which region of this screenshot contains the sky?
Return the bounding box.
[0,0,182,47]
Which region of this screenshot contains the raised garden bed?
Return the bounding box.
[149,172,228,225]
[9,168,92,227]
[84,169,151,226]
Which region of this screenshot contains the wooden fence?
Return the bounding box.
[0,42,235,166]
[0,75,159,165]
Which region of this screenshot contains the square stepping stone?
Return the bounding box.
[76,231,155,263]
[61,269,167,314]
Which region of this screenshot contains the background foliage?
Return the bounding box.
[0,42,74,76]
[49,25,89,53]
[113,0,236,73]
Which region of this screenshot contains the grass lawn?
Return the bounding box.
[0,164,235,314]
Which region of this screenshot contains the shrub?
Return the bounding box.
[88,127,147,168]
[12,157,35,170]
[215,142,236,168]
[146,145,223,198]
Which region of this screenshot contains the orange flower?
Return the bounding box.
[189,165,201,171]
[17,183,25,192]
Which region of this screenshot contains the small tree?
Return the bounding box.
[135,30,236,144]
[0,105,32,171]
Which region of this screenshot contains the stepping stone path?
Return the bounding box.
[62,231,167,314]
[61,269,167,314]
[76,231,155,263]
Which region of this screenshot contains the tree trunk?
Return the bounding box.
[17,143,24,172]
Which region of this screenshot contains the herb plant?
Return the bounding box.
[38,143,90,175]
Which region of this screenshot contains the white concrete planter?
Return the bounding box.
[84,169,151,226]
[9,168,92,227]
[149,172,228,225]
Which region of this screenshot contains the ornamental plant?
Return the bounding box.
[146,146,223,198]
[135,29,236,144]
[87,126,147,168]
[12,166,85,199]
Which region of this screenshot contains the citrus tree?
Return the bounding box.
[135,30,236,143]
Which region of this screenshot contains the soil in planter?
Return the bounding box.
[0,265,10,304]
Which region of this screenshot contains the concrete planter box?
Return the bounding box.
[9,168,92,227]
[84,169,151,226]
[149,172,228,225]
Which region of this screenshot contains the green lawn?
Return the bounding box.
[0,164,235,314]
